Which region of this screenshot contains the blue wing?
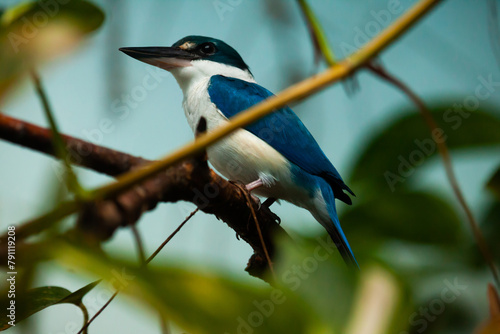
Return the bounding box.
[208,75,354,204]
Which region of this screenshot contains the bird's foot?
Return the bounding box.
[229,180,261,207]
[245,179,265,207]
[245,179,264,192]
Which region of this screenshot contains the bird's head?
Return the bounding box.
[120,35,254,91]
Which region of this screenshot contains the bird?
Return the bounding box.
[119,36,358,267]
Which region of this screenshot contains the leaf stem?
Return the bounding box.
[131,225,146,266]
[297,0,336,66]
[30,69,87,199]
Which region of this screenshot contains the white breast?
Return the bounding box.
[180,77,309,204]
[170,60,314,205]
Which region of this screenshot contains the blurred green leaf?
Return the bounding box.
[1,2,36,26]
[52,240,328,334]
[473,200,500,267]
[0,0,105,99]
[1,0,104,33]
[276,236,413,333]
[58,279,100,305]
[408,295,476,334]
[1,286,70,331]
[350,106,500,193]
[274,235,358,331]
[341,191,463,246]
[487,167,500,200]
[0,280,99,331]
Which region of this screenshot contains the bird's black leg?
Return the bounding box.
[262,197,276,208]
[260,197,280,224]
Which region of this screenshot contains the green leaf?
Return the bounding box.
[1,0,104,33]
[0,0,105,99]
[340,191,463,246]
[0,286,70,331]
[0,280,100,331]
[350,106,500,193]
[487,167,500,200]
[58,279,101,305]
[275,236,414,333]
[51,241,326,334]
[50,237,417,334]
[471,200,500,267]
[1,2,35,26]
[274,235,358,331]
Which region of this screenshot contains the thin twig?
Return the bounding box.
[234,183,276,281]
[131,224,169,333]
[78,302,90,334]
[367,62,500,287]
[131,225,146,265]
[146,208,198,264]
[75,209,197,333]
[30,69,86,198]
[487,0,500,69]
[77,290,119,334]
[158,315,171,334]
[296,0,359,94]
[297,0,336,65]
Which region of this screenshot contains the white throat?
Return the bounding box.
[169,59,255,94]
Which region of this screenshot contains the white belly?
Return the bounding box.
[181,77,311,203]
[207,126,288,189]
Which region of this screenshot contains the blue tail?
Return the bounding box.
[318,180,359,269]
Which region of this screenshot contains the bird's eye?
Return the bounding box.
[199,42,216,55]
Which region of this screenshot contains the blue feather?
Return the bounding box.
[317,177,359,267]
[290,164,358,266]
[208,75,354,205]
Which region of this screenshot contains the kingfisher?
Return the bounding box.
[120,36,357,267]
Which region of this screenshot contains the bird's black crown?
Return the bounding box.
[172,35,250,72]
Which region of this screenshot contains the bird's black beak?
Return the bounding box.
[119,47,199,70]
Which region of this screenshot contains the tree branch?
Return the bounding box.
[0,113,286,280]
[0,113,147,175]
